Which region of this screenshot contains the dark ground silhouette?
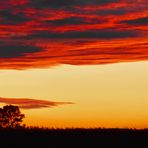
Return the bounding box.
[0,127,148,148]
[0,105,147,147]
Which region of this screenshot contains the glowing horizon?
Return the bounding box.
[1,62,148,128]
[0,0,148,128]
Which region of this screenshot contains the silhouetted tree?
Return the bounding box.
[0,105,25,128]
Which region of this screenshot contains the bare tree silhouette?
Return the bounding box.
[0,105,25,128]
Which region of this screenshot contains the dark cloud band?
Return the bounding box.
[25,29,139,39]
[0,10,31,25]
[28,0,119,8]
[0,45,42,58]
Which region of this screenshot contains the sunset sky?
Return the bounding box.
[0,0,148,128]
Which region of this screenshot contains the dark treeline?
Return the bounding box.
[0,127,148,147]
[0,105,147,147]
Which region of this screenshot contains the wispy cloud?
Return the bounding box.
[0,97,74,109]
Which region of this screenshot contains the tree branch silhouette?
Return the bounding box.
[0,105,25,128]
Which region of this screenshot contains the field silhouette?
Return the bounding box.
[0,105,147,147]
[0,127,148,147]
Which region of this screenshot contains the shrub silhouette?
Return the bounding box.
[0,105,25,128]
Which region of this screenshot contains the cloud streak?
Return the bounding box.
[120,17,148,25]
[0,0,147,69]
[0,97,74,109]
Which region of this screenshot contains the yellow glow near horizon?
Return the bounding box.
[0,61,148,128]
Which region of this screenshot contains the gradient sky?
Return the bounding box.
[0,0,148,128]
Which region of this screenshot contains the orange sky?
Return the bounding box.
[0,62,148,128]
[0,0,148,128]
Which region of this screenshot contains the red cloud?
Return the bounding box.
[0,37,147,69]
[0,97,74,109]
[0,0,147,69]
